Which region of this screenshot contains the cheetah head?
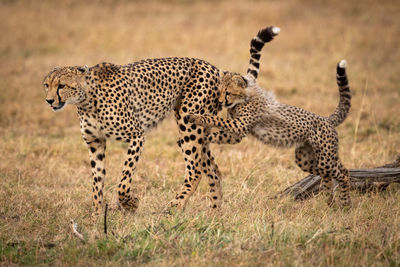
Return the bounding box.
[218,71,249,108]
[43,66,89,111]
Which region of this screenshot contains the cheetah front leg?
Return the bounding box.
[86,138,107,217]
[117,133,145,213]
[186,114,252,137]
[207,129,244,145]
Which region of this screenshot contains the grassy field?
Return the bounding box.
[1,0,400,265]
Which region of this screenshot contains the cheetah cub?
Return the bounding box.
[188,27,352,207]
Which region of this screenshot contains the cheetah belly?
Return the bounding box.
[251,123,301,147]
[135,87,181,131]
[96,89,181,141]
[96,109,137,142]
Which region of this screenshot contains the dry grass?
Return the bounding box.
[1,0,400,265]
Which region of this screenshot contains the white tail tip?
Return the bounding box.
[272,27,280,35]
[339,59,347,68]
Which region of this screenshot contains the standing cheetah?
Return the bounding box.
[187,27,352,207]
[43,57,226,216]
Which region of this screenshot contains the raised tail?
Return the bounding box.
[246,26,280,81]
[327,60,352,127]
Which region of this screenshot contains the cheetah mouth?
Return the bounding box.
[51,102,65,111]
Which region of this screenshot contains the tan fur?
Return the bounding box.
[43,58,226,216]
[218,71,248,107]
[187,62,352,207]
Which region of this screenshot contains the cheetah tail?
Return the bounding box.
[328,59,352,127]
[246,26,280,81]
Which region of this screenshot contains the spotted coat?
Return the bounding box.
[188,60,352,207]
[43,57,226,216]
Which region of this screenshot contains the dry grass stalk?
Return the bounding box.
[1,0,400,265]
[70,220,85,243]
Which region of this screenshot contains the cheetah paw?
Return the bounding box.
[107,201,122,212]
[164,199,186,214]
[119,197,139,213]
[185,114,197,123]
[185,114,206,126]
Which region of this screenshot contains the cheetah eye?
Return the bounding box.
[58,84,65,90]
[44,83,49,88]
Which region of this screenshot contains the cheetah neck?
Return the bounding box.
[245,84,277,105]
[77,100,93,112]
[74,81,96,112]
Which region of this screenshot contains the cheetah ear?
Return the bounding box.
[243,74,255,87]
[241,76,248,87]
[77,65,89,73]
[219,69,229,79]
[232,75,247,88]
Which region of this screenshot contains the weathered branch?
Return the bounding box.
[279,154,400,200]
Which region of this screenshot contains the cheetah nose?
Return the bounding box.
[46,99,54,105]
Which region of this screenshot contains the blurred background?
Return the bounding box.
[1,0,399,148]
[0,0,399,265]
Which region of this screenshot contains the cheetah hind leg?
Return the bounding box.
[167,112,211,213]
[297,143,337,206]
[294,143,316,174]
[321,165,351,209]
[201,130,245,209]
[165,138,223,213]
[202,144,223,209]
[318,153,351,208]
[335,163,351,208]
[167,142,204,212]
[295,144,335,205]
[322,175,334,207]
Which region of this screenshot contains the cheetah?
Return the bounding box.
[43,57,226,216]
[187,27,352,207]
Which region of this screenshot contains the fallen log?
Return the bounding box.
[279,154,400,200]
